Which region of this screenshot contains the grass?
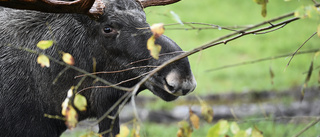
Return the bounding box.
[143,0,320,94]
[137,117,320,137]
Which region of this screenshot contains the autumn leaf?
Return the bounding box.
[150,23,165,38]
[234,130,248,137]
[253,0,268,17]
[80,131,102,137]
[207,120,229,137]
[74,94,87,111]
[301,60,313,102]
[177,120,192,137]
[37,54,50,68]
[62,52,75,65]
[230,122,240,134]
[130,123,140,137]
[200,100,214,123]
[37,40,54,50]
[62,87,72,115]
[269,66,274,85]
[147,35,162,60]
[64,105,78,129]
[189,110,200,129]
[294,6,318,19]
[116,125,130,137]
[61,98,70,116]
[252,126,264,137]
[61,87,78,129]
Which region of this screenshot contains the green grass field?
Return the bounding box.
[144,0,320,94]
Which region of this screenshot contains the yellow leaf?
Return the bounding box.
[261,3,267,17]
[37,54,50,68]
[37,40,54,50]
[61,98,70,116]
[252,126,263,137]
[74,94,87,111]
[230,122,240,134]
[200,101,214,123]
[207,120,229,137]
[189,110,200,129]
[131,124,140,137]
[253,0,268,17]
[80,131,101,137]
[116,125,130,137]
[147,35,162,59]
[150,23,165,38]
[62,87,74,116]
[65,105,78,129]
[62,52,75,65]
[177,120,193,137]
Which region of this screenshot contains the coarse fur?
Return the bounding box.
[0,0,196,136]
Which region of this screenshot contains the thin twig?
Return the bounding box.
[292,117,320,137]
[75,66,157,78]
[91,92,132,127]
[205,49,320,72]
[78,72,150,93]
[286,32,317,69]
[52,66,70,84]
[10,45,132,92]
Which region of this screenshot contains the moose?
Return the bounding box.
[0,0,196,136]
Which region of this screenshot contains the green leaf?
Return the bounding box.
[74,94,87,111]
[252,126,263,137]
[234,130,248,137]
[207,120,229,137]
[294,6,318,19]
[37,40,54,50]
[230,122,240,134]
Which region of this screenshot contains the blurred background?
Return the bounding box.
[63,0,320,136]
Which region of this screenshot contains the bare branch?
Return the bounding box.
[205,49,320,72]
[8,45,131,92]
[137,0,180,8]
[286,32,317,69]
[75,66,157,78]
[0,0,105,19]
[293,117,320,137]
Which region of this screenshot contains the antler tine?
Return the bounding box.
[0,0,105,19]
[136,0,181,8]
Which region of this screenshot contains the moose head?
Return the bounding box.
[0,0,196,136]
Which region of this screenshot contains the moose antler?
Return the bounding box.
[136,0,181,8]
[0,0,105,19]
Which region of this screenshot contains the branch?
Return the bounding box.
[10,45,131,92]
[286,32,317,69]
[205,49,320,72]
[293,117,320,137]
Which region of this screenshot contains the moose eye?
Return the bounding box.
[103,27,113,33]
[102,26,117,36]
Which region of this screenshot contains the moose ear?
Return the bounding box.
[0,0,105,19]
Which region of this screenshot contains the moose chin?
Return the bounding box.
[0,0,196,136]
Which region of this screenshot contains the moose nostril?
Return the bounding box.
[164,70,197,96]
[164,78,175,91]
